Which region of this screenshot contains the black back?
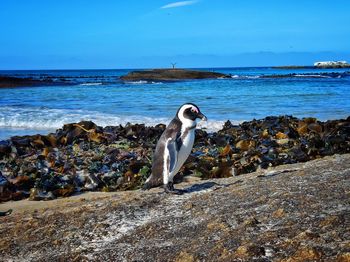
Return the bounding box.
[144,117,182,188]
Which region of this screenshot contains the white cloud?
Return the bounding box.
[161,1,198,9]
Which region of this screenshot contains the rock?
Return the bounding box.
[314,60,350,68]
[9,175,34,191]
[336,253,350,262]
[272,208,285,218]
[235,140,255,151]
[0,140,12,156]
[175,252,195,262]
[244,217,260,227]
[277,138,290,145]
[308,123,322,133]
[220,144,232,157]
[276,131,288,139]
[297,123,308,135]
[235,245,266,258]
[53,185,75,197]
[283,247,323,261]
[29,188,56,201]
[120,68,230,81]
[0,171,9,193]
[0,154,349,261]
[0,76,71,88]
[0,115,349,203]
[84,173,100,190]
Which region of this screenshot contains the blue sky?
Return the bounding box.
[1,0,349,69]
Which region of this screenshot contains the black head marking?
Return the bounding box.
[183,106,199,121]
[177,103,207,121]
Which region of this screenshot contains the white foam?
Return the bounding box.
[125,80,148,84]
[231,75,260,79]
[124,80,163,85]
[197,120,225,132]
[80,82,103,86]
[0,106,170,129]
[294,74,331,78]
[0,106,240,139]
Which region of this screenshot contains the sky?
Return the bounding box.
[0,0,350,69]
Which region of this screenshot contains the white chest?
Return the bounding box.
[176,128,195,169]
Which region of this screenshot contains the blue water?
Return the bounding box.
[1,67,350,140]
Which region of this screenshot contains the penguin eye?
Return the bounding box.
[191,107,198,113]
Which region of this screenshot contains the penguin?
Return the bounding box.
[143,103,207,194]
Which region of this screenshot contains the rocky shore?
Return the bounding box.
[120,69,230,81]
[314,61,350,68]
[0,115,349,203]
[273,62,350,69]
[260,71,350,78]
[0,154,349,261]
[0,76,70,88]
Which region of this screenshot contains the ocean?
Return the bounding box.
[1,67,350,140]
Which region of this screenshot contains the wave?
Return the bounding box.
[231,75,260,79]
[125,80,148,84]
[124,80,163,85]
[293,74,331,78]
[0,106,227,133]
[79,82,103,86]
[0,106,167,129]
[197,120,227,131]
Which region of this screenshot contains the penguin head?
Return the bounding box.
[177,103,207,123]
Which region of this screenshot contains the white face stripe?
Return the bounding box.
[177,104,198,133]
[177,104,197,123]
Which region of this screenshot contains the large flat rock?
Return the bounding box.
[0,154,349,261]
[120,69,230,81]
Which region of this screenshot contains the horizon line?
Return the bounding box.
[0,65,320,71]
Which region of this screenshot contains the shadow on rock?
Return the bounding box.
[183,182,219,194]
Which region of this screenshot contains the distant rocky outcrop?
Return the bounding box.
[314,61,350,68]
[0,76,70,88]
[273,62,350,69]
[261,71,350,78]
[120,69,230,81]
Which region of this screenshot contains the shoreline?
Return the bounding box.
[1,115,349,204]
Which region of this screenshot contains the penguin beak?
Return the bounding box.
[198,112,207,121]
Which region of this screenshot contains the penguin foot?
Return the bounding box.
[142,182,151,190]
[164,182,184,195]
[0,209,12,216]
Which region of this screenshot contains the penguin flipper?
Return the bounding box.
[142,138,178,190]
[166,138,178,173]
